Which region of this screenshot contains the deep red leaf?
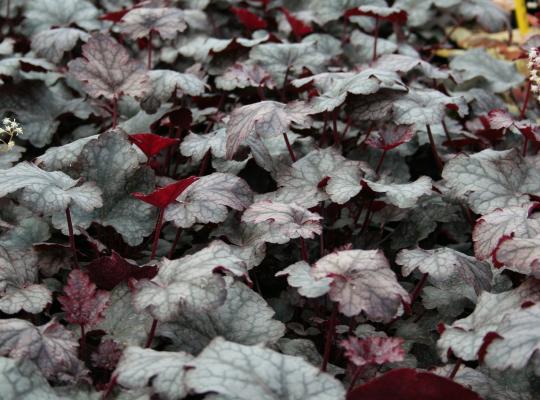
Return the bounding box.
[347,368,483,400]
[280,8,313,38]
[128,133,180,158]
[86,251,157,290]
[231,7,268,30]
[99,9,131,22]
[132,176,199,209]
[58,269,110,328]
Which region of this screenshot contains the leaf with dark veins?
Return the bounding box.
[0,319,84,382]
[132,242,247,321]
[241,201,322,244]
[312,250,409,321]
[494,237,540,277]
[185,337,346,400]
[0,162,102,215]
[120,8,187,40]
[341,336,405,367]
[450,48,524,93]
[473,203,540,261]
[249,42,329,87]
[0,81,93,148]
[51,130,157,246]
[23,0,100,34]
[363,176,433,209]
[164,172,253,229]
[31,28,89,63]
[216,63,275,91]
[274,147,374,207]
[225,100,312,159]
[180,128,227,162]
[0,357,58,400]
[276,261,332,298]
[483,303,540,370]
[442,148,540,214]
[68,33,150,101]
[159,280,285,354]
[115,347,194,400]
[396,247,492,302]
[438,279,540,362]
[373,54,449,80]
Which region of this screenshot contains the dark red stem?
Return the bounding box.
[111,97,118,128]
[282,132,297,162]
[375,150,387,174]
[321,303,338,372]
[168,227,182,259]
[199,149,211,176]
[150,208,165,260]
[145,318,158,348]
[147,30,153,70]
[519,80,532,120]
[300,237,308,262]
[426,124,443,172]
[65,207,79,269]
[409,272,429,305]
[348,365,365,393]
[448,358,462,380]
[372,17,379,62]
[79,325,86,358]
[332,110,340,145]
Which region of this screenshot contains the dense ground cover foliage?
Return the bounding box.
[0,0,539,399]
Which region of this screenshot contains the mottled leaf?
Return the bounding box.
[312,250,409,321]
[164,172,252,228]
[225,100,312,159]
[132,242,246,321]
[241,201,322,244]
[23,0,100,34]
[31,28,89,63]
[159,280,285,354]
[0,357,57,400]
[450,48,524,93]
[442,148,540,214]
[120,8,187,40]
[438,279,540,362]
[186,337,346,400]
[68,33,150,101]
[276,261,332,298]
[0,319,84,382]
[363,176,433,208]
[115,347,193,400]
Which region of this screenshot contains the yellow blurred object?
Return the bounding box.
[514,0,530,36]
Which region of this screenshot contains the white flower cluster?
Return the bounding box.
[528,47,540,97]
[0,117,22,151]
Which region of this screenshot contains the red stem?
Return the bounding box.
[321,303,338,372]
[111,97,118,128]
[168,227,182,259]
[300,237,308,262]
[79,325,86,358]
[523,137,529,156]
[332,110,340,145]
[282,132,297,162]
[348,365,365,393]
[281,67,290,102]
[145,319,158,348]
[147,30,153,70]
[150,208,165,260]
[199,149,211,176]
[409,273,428,305]
[519,80,532,120]
[65,207,79,269]
[448,359,462,380]
[372,17,379,62]
[426,124,443,172]
[101,375,118,399]
[375,150,387,174]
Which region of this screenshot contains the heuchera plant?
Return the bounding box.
[0,0,539,399]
